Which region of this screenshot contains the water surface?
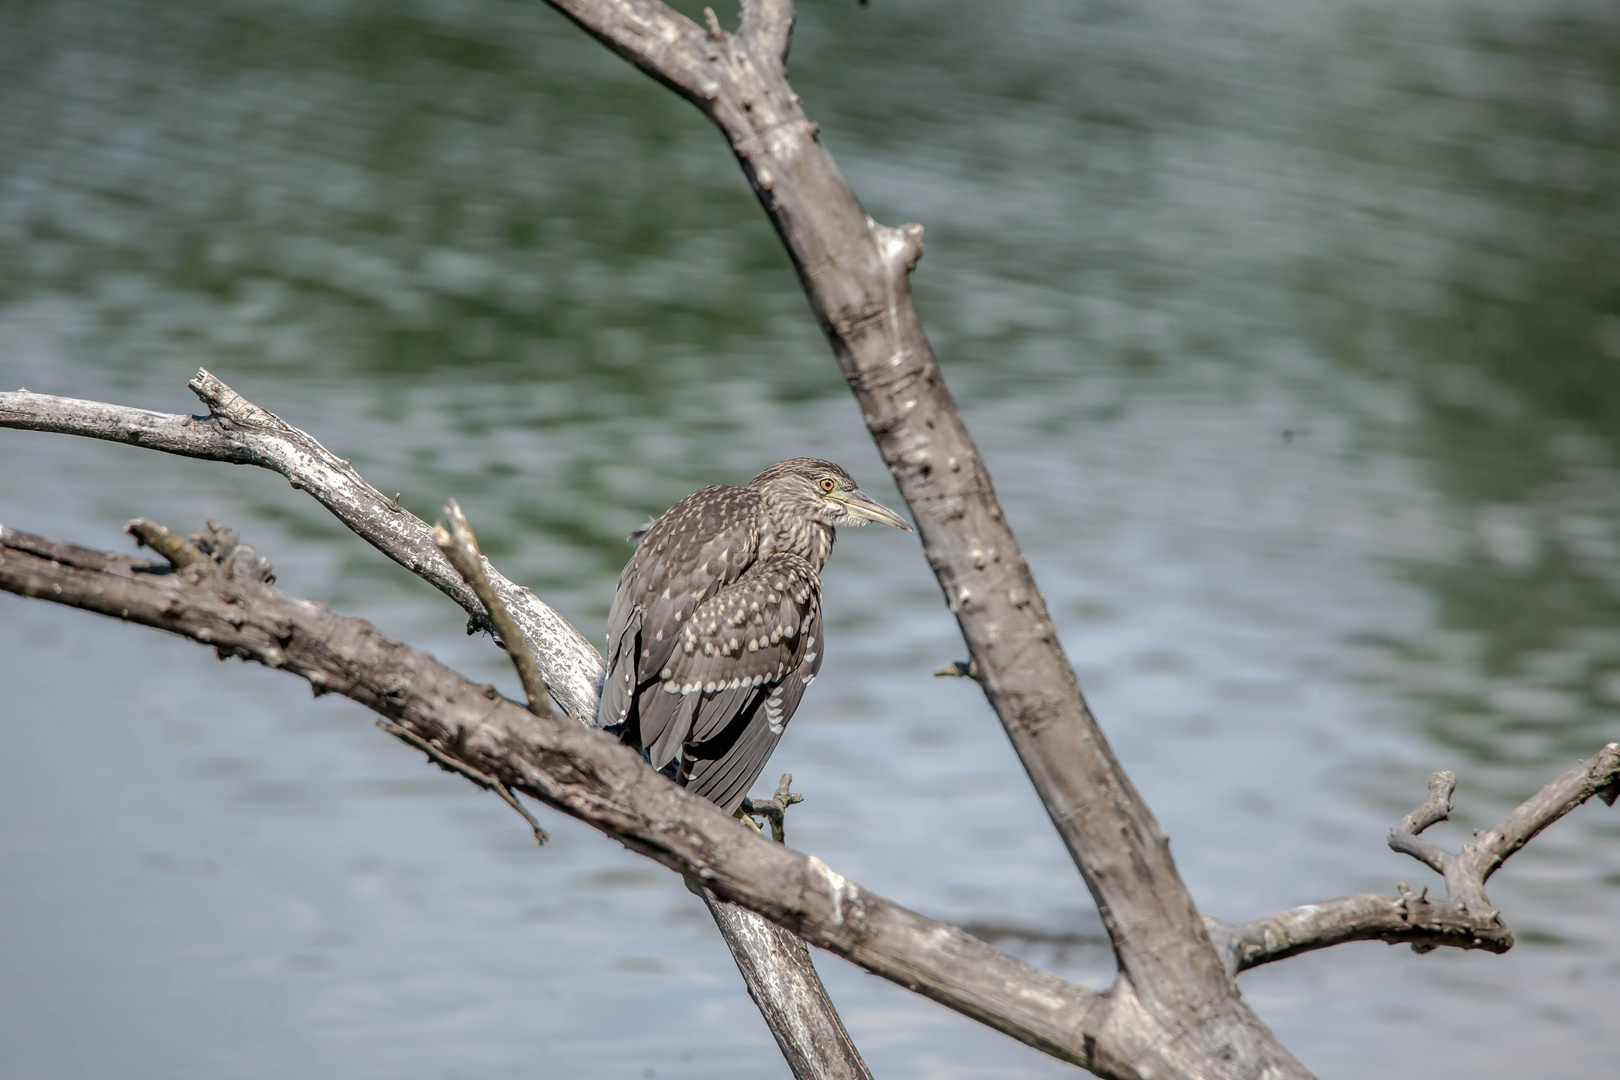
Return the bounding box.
[2,0,1618,1076]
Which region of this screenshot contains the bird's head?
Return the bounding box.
[749,458,913,532]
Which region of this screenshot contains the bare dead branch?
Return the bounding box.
[737,0,795,62]
[1387,770,1456,874]
[2,373,872,1080]
[0,377,601,721]
[701,887,872,1080]
[741,773,804,844]
[125,518,213,570]
[375,717,549,845]
[1470,745,1620,878]
[432,499,553,719]
[1209,747,1620,973]
[536,3,1300,1074]
[0,523,1122,1073]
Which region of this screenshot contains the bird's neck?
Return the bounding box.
[764,517,835,573]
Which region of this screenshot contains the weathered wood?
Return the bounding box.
[0,524,1115,1072]
[540,1,1306,1074]
[8,2,1618,1071]
[0,377,871,1080]
[0,379,602,722]
[1205,748,1619,975]
[702,889,873,1080]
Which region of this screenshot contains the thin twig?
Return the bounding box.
[376,719,549,845]
[125,518,211,569]
[432,499,553,718]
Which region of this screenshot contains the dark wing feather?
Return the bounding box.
[597,485,762,736]
[671,557,824,810]
[596,607,641,730]
[636,552,819,770]
[684,711,785,813]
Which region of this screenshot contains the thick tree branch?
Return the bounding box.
[432,500,553,719]
[536,2,1299,1075]
[1207,748,1620,974]
[2,374,871,1080]
[700,888,871,1080]
[0,377,601,722]
[0,524,1129,1074]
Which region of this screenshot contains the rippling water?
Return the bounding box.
[2,0,1618,1076]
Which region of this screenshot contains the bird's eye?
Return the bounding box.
[819,478,836,493]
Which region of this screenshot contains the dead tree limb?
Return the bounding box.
[1207,748,1620,975]
[0,378,866,1080]
[0,523,1112,1071]
[539,1,1304,1074]
[5,1,1617,1072]
[432,499,554,719]
[701,888,871,1080]
[9,515,1613,1077]
[0,376,600,721]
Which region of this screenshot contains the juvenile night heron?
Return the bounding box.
[598,458,912,812]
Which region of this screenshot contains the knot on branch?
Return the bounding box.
[868,218,925,278]
[126,518,276,584]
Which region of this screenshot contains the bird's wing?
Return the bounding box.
[639,553,819,770]
[637,555,822,804]
[598,485,762,729]
[682,708,785,814]
[682,601,824,813]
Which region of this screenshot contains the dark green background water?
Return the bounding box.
[2,0,1619,1076]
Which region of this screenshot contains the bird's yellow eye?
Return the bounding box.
[819,477,836,493]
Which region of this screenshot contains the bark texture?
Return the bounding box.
[0,524,1112,1071]
[702,887,873,1080]
[0,379,860,1080]
[541,1,1305,1074]
[0,377,601,721]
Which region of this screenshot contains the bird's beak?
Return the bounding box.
[837,489,913,531]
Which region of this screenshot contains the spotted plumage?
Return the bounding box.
[598,458,911,813]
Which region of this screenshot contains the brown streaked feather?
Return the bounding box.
[680,601,824,812]
[598,460,857,811]
[599,484,762,739]
[636,554,819,771]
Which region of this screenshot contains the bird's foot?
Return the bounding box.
[739,774,804,843]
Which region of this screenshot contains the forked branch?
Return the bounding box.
[0,377,864,1080]
[0,377,600,720]
[0,522,1109,1070]
[1209,749,1620,974]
